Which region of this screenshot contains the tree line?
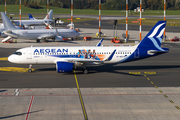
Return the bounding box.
[0,0,180,10]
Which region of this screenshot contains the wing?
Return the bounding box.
[37,34,55,39]
[54,58,104,64]
[53,49,116,64]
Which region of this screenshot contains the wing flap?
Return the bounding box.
[54,58,104,64]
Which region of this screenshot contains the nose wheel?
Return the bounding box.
[28,69,32,73]
[28,64,32,73]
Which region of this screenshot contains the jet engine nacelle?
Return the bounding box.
[55,36,63,41]
[56,62,74,73]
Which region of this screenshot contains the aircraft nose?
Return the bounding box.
[8,55,15,63]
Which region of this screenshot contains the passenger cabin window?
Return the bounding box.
[14,52,22,55]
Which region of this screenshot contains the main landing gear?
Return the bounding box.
[74,64,88,74]
[36,39,40,43]
[83,69,88,74]
[28,64,32,73]
[82,66,88,74]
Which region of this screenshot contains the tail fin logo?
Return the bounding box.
[148,22,165,51]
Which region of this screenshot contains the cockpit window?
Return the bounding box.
[14,52,22,55]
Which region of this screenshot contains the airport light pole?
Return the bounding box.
[5,0,6,14]
[47,0,49,29]
[125,0,128,43]
[71,0,74,29]
[164,0,166,41]
[99,0,101,36]
[19,0,21,27]
[47,0,49,14]
[139,0,142,41]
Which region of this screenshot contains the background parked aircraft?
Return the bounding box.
[12,10,54,28]
[1,12,80,42]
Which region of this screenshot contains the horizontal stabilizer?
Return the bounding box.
[147,48,169,55]
[3,31,18,38]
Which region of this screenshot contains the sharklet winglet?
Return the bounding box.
[96,38,104,47]
[105,49,116,61]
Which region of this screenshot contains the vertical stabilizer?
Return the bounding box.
[1,12,18,31]
[138,21,166,50]
[44,10,53,20]
[28,14,36,20]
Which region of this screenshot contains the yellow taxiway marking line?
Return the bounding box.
[73,70,88,120]
[0,57,8,61]
[175,106,180,110]
[144,72,156,74]
[151,81,154,84]
[129,72,141,74]
[169,100,174,103]
[84,23,91,25]
[164,95,168,98]
[0,67,35,73]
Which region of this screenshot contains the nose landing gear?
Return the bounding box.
[28,64,32,73]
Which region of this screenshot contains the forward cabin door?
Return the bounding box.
[27,49,32,59]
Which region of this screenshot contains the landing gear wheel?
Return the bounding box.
[44,40,48,43]
[28,64,32,73]
[83,69,88,74]
[36,39,40,43]
[28,69,32,73]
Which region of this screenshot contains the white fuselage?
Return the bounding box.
[7,29,80,40]
[13,19,54,26]
[8,46,138,65]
